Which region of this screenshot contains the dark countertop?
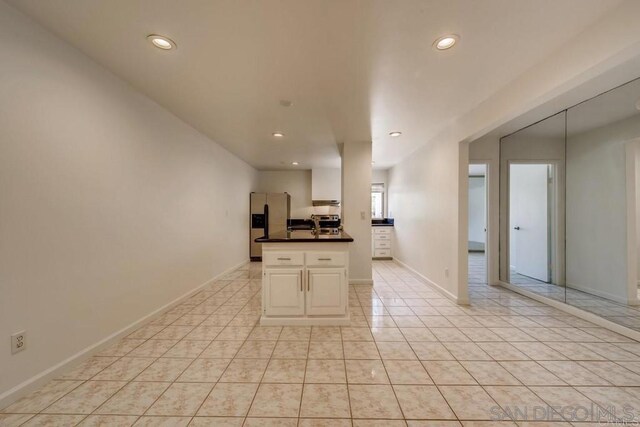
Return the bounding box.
[372,218,394,227]
[255,230,354,242]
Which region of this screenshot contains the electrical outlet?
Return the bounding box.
[11,330,26,354]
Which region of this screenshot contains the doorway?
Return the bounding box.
[468,164,487,286]
[508,163,554,286]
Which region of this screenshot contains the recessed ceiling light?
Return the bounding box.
[273,132,284,138]
[291,161,299,166]
[389,131,402,137]
[433,34,459,51]
[147,34,176,50]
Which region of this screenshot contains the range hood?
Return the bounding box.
[311,168,341,206]
[312,199,340,207]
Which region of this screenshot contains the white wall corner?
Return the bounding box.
[394,258,467,305]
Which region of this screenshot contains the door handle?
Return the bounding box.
[307,271,310,291]
[300,270,303,292]
[277,257,291,261]
[513,226,520,230]
[318,258,332,261]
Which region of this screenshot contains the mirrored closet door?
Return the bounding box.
[499,77,640,331]
[565,77,640,329]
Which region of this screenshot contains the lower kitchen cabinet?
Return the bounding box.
[260,246,350,325]
[372,227,393,259]
[264,268,304,316]
[306,268,347,315]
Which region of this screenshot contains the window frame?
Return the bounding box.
[371,183,385,219]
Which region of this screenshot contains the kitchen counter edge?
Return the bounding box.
[255,231,354,243]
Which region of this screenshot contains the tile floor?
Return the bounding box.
[3,259,640,426]
[478,251,640,331]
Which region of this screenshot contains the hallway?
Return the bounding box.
[2,260,640,425]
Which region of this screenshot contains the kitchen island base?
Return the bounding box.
[260,314,351,326]
[256,235,353,326]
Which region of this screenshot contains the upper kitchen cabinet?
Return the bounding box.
[311,168,341,205]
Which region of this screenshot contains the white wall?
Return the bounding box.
[342,142,372,283]
[566,115,640,302]
[256,170,313,218]
[0,2,257,402]
[388,138,466,301]
[256,170,342,218]
[468,176,486,247]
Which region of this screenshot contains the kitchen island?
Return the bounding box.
[255,230,353,326]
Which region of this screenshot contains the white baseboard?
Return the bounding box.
[497,280,640,342]
[349,279,374,285]
[566,282,631,305]
[393,258,466,304]
[0,259,249,410]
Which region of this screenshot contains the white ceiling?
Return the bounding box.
[7,0,622,170]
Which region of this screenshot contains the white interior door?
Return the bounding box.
[510,164,550,282]
[468,175,486,249]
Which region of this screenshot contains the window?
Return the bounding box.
[371,183,384,219]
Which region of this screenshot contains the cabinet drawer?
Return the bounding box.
[374,240,391,249]
[374,249,391,257]
[373,233,390,240]
[373,227,391,235]
[263,252,304,266]
[306,252,346,267]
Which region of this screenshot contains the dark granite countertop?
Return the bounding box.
[255,230,354,242]
[372,218,394,227]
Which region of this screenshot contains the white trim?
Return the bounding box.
[469,160,491,286]
[0,259,249,410]
[349,279,374,285]
[566,282,633,306]
[393,258,468,305]
[625,139,640,305]
[497,280,640,342]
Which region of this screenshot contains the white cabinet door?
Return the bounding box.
[306,268,346,316]
[264,268,304,316]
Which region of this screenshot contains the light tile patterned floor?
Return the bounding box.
[475,250,640,331]
[3,259,640,426]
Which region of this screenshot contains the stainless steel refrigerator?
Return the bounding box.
[250,192,291,260]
